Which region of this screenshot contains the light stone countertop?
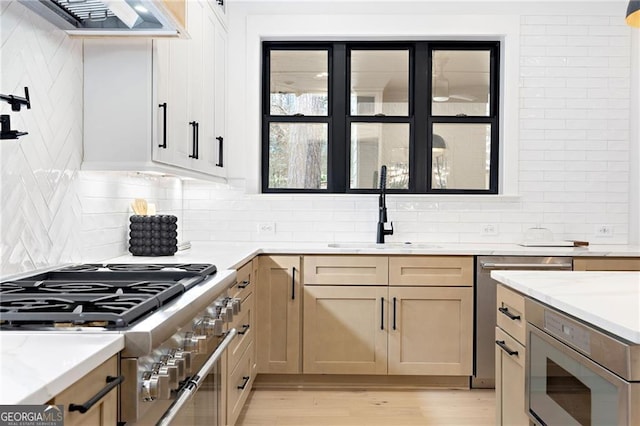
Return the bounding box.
[491,270,640,343]
[0,333,124,404]
[103,241,640,271]
[1,241,638,405]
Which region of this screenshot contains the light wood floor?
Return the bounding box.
[236,388,495,425]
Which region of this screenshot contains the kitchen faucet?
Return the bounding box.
[376,165,394,243]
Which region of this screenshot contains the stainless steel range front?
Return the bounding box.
[0,263,239,425]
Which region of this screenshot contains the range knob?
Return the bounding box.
[184,331,208,354]
[172,349,192,375]
[141,369,170,401]
[220,306,233,322]
[161,354,186,383]
[201,316,224,337]
[228,298,241,315]
[153,361,178,390]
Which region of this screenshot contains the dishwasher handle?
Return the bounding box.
[480,262,572,270]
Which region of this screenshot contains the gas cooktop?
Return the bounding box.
[0,263,217,329]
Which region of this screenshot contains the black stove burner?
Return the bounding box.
[0,293,160,327]
[0,262,217,329]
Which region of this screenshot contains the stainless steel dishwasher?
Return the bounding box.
[473,256,573,388]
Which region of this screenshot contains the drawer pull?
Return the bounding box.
[68,375,123,414]
[392,297,397,330]
[238,324,250,335]
[238,280,250,289]
[495,340,518,356]
[498,306,520,321]
[237,376,250,390]
[380,297,384,330]
[291,267,296,300]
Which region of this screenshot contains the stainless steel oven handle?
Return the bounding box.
[480,262,572,270]
[157,328,238,426]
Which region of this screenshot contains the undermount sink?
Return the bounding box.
[328,242,441,249]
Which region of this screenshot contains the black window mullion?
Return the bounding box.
[330,43,347,193]
[414,42,429,193]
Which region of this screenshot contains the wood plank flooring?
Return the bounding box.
[236,388,495,425]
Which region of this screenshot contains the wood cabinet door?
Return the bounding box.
[389,256,474,287]
[303,285,388,374]
[49,356,118,426]
[303,255,388,285]
[495,327,528,426]
[257,255,301,373]
[387,286,473,375]
[573,257,640,271]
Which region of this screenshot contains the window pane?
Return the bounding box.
[350,50,409,116]
[350,123,409,189]
[432,50,491,117]
[268,123,328,189]
[432,123,491,190]
[270,50,328,116]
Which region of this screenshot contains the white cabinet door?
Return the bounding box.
[152,0,228,178]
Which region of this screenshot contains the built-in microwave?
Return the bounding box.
[525,299,640,425]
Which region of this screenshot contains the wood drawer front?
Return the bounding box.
[496,284,526,345]
[231,259,255,301]
[227,341,255,426]
[495,326,525,369]
[573,257,640,271]
[389,256,473,286]
[229,292,254,370]
[49,356,118,426]
[304,256,388,285]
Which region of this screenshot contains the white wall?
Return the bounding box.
[0,2,183,277]
[182,0,638,245]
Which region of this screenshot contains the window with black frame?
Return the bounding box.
[262,41,500,194]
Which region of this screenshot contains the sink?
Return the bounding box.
[328,242,441,250]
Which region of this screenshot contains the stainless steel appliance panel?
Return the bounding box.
[473,256,572,388]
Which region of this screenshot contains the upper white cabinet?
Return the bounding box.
[83,0,228,180]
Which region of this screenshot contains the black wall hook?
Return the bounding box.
[0,114,28,139]
[0,87,31,111]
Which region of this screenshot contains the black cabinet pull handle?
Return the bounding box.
[188,121,199,159]
[495,340,519,356]
[291,267,296,300]
[158,103,167,148]
[498,307,520,321]
[238,279,250,289]
[238,324,250,335]
[216,136,224,167]
[195,122,199,159]
[217,0,224,5]
[380,297,384,330]
[68,375,123,414]
[392,297,397,330]
[237,376,250,390]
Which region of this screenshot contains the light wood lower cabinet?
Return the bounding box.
[495,284,529,426]
[257,255,302,374]
[48,356,118,426]
[388,286,472,375]
[495,327,528,426]
[573,257,640,271]
[303,285,388,374]
[303,285,473,376]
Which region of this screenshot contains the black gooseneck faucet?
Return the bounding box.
[376,165,394,244]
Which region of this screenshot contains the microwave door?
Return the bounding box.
[527,325,629,426]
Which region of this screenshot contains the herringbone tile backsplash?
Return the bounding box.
[1,1,84,276]
[1,1,183,277]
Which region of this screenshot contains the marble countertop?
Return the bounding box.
[102,241,640,271]
[0,333,124,404]
[491,270,640,343]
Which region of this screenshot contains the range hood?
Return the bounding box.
[19,0,186,37]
